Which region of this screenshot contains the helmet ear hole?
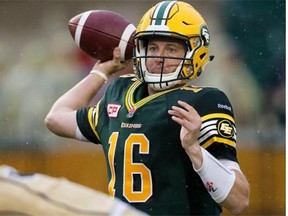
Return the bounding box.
[200,53,206,60]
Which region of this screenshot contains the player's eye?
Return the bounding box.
[167,47,176,54]
[147,45,157,53]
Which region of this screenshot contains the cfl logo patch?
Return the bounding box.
[107,104,122,118]
[217,120,234,138]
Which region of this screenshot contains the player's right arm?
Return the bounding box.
[45,47,127,138]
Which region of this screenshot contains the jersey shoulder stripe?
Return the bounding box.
[88,103,101,141]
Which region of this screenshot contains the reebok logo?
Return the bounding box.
[217,103,232,112]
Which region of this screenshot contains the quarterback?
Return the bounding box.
[45,1,250,215]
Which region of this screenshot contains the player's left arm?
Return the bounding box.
[168,99,250,215]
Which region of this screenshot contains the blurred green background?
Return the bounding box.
[0,1,285,215]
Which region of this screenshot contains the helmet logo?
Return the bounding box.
[201,25,210,46]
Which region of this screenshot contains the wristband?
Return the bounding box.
[90,70,109,82]
[193,147,236,203]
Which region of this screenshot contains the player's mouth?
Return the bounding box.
[148,64,177,74]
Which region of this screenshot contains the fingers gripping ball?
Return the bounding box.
[68,10,136,62]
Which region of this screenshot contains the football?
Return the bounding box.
[68,10,136,62]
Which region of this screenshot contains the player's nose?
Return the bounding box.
[153,50,165,63]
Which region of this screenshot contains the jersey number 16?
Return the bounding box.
[108,132,153,203]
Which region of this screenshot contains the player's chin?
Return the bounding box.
[148,68,174,74]
[148,70,162,75]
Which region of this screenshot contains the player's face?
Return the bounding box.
[146,38,186,74]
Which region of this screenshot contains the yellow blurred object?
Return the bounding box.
[0,164,146,216]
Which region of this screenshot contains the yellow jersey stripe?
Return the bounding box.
[88,104,100,141]
[125,80,178,111]
[201,113,235,123]
[201,136,236,149]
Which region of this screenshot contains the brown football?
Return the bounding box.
[68,10,136,62]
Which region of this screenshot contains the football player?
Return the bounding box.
[45,1,250,215]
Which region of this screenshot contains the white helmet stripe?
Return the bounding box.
[151,1,177,26]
